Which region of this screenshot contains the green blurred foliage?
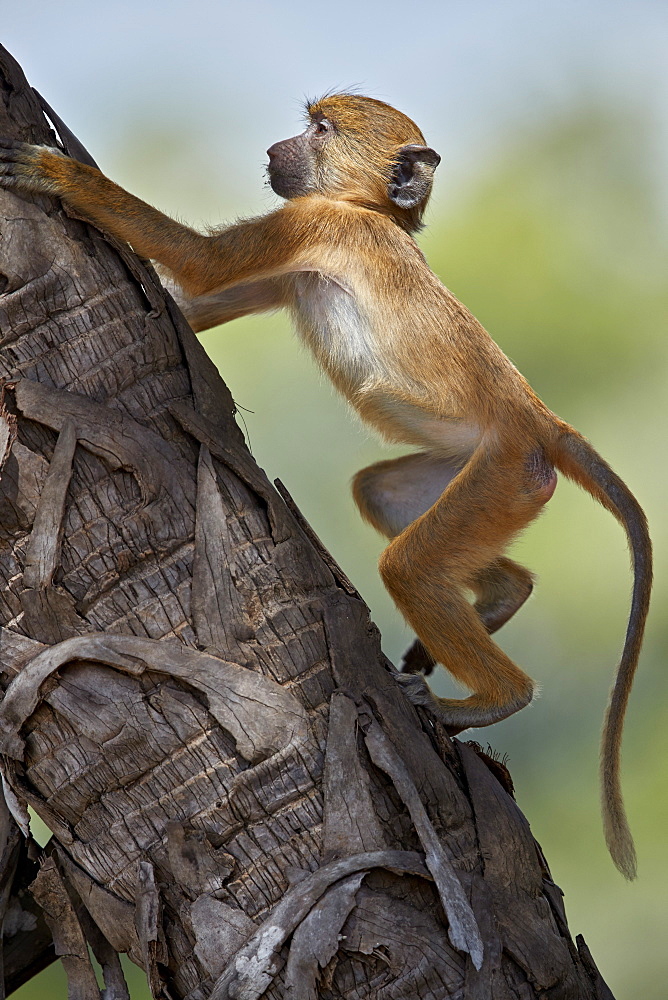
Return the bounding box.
[14,104,667,999]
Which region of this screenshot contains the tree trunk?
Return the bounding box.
[0,45,615,1000]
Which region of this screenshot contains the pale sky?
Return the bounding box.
[4,0,668,217]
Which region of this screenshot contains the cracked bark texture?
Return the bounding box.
[0,46,616,1000]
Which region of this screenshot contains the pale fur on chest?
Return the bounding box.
[288,272,387,390]
[287,271,481,454]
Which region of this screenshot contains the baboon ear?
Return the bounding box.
[388,144,441,209]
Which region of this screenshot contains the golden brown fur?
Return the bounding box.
[0,93,651,878]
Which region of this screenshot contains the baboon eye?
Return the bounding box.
[314,119,331,136]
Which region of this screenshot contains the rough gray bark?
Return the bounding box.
[0,45,615,1000]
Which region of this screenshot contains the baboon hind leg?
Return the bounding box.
[383,445,554,729]
[401,556,535,674]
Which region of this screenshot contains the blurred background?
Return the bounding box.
[3,1,667,996]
